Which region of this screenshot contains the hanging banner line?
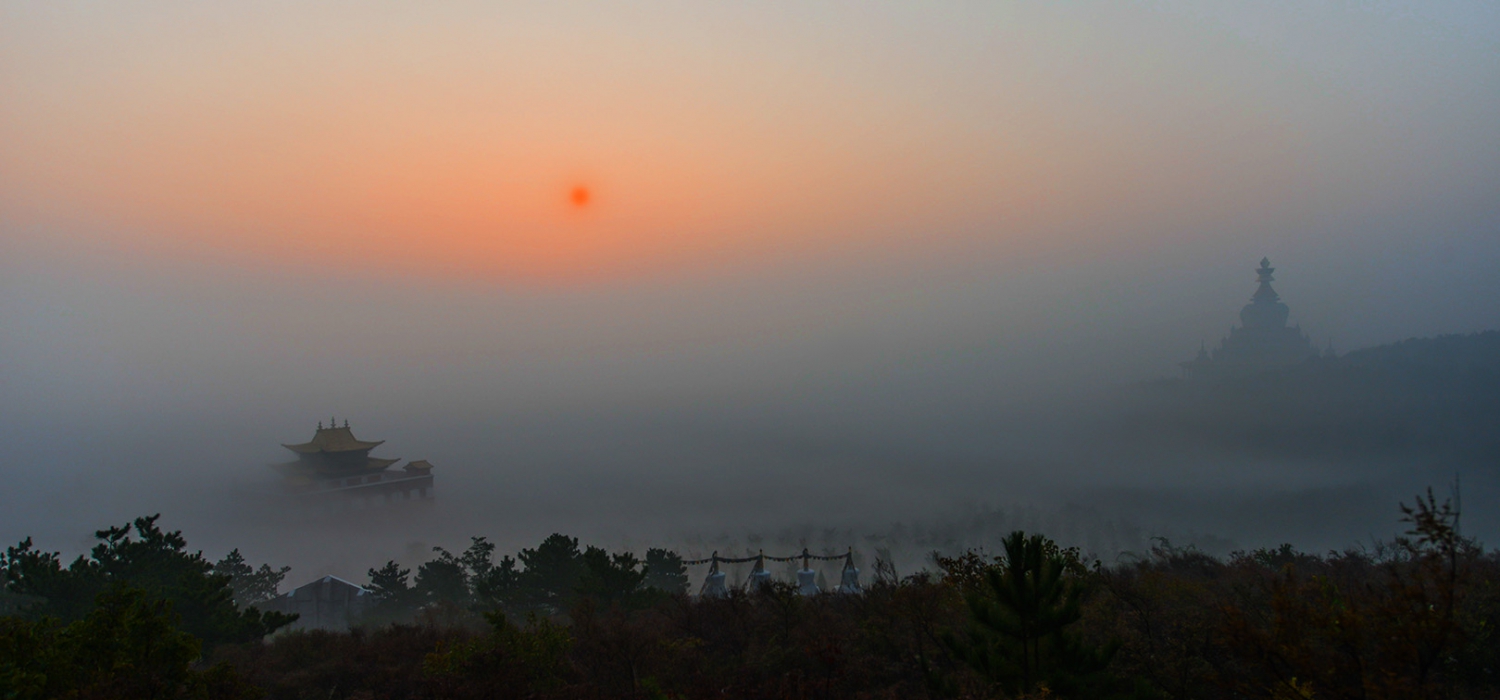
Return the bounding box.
[681,548,853,566]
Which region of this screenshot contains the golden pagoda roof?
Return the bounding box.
[282,425,385,455]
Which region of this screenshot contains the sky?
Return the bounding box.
[2,2,1499,575]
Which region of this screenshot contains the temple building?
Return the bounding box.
[1180,258,1329,380]
[273,419,435,506]
[261,575,373,631]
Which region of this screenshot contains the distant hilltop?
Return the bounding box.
[1335,331,1500,373]
[1136,330,1500,464]
[1173,255,1498,384]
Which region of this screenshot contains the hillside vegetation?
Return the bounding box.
[1123,331,1500,463]
[4,490,1499,699]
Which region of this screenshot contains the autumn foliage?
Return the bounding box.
[5,491,1500,699]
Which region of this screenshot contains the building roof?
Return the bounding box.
[282,425,385,455]
[272,456,401,478]
[298,575,371,594]
[404,459,435,472]
[363,457,402,471]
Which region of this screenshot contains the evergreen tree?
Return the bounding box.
[211,549,290,608]
[362,559,427,625]
[577,547,647,604]
[444,536,525,613]
[642,548,689,595]
[368,560,413,602]
[517,534,585,611]
[943,531,1121,698]
[0,515,294,648]
[0,584,258,700]
[458,537,496,582]
[471,555,522,613]
[414,547,470,607]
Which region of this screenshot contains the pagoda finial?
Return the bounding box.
[1251,257,1279,304]
[344,419,349,428]
[317,420,323,430]
[330,415,336,429]
[1256,258,1275,282]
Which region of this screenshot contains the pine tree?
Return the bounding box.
[212,549,290,608]
[943,531,1121,698]
[642,548,689,595]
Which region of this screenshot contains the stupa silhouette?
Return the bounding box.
[1180,258,1328,380]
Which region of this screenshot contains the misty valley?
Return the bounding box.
[4,2,1499,696]
[4,285,1499,698]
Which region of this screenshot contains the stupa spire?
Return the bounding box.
[1252,257,1279,303]
[1239,257,1290,329]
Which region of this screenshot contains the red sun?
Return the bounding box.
[570,186,590,208]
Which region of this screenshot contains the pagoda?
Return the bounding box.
[1180,258,1328,380]
[274,419,435,505]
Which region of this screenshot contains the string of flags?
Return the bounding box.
[684,547,863,598]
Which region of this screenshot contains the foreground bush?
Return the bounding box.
[0,585,258,700]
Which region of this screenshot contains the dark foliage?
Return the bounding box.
[1097,489,1499,700]
[9,493,1500,698]
[213,549,291,609]
[425,611,576,698]
[0,584,259,700]
[941,531,1124,698]
[642,548,689,595]
[212,623,468,700]
[577,546,648,606]
[0,515,295,649]
[360,533,656,626]
[415,548,472,608]
[1127,331,1500,464]
[517,534,588,612]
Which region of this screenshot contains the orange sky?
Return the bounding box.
[3,3,1496,282]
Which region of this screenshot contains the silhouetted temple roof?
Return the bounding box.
[282,425,385,455]
[363,457,401,471]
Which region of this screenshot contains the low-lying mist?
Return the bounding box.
[4,242,1498,588]
[4,361,1489,587]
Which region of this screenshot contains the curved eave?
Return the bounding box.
[281,439,386,455]
[366,457,401,471]
[271,456,401,478]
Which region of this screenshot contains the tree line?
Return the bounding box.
[3,490,1498,698]
[360,534,690,625]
